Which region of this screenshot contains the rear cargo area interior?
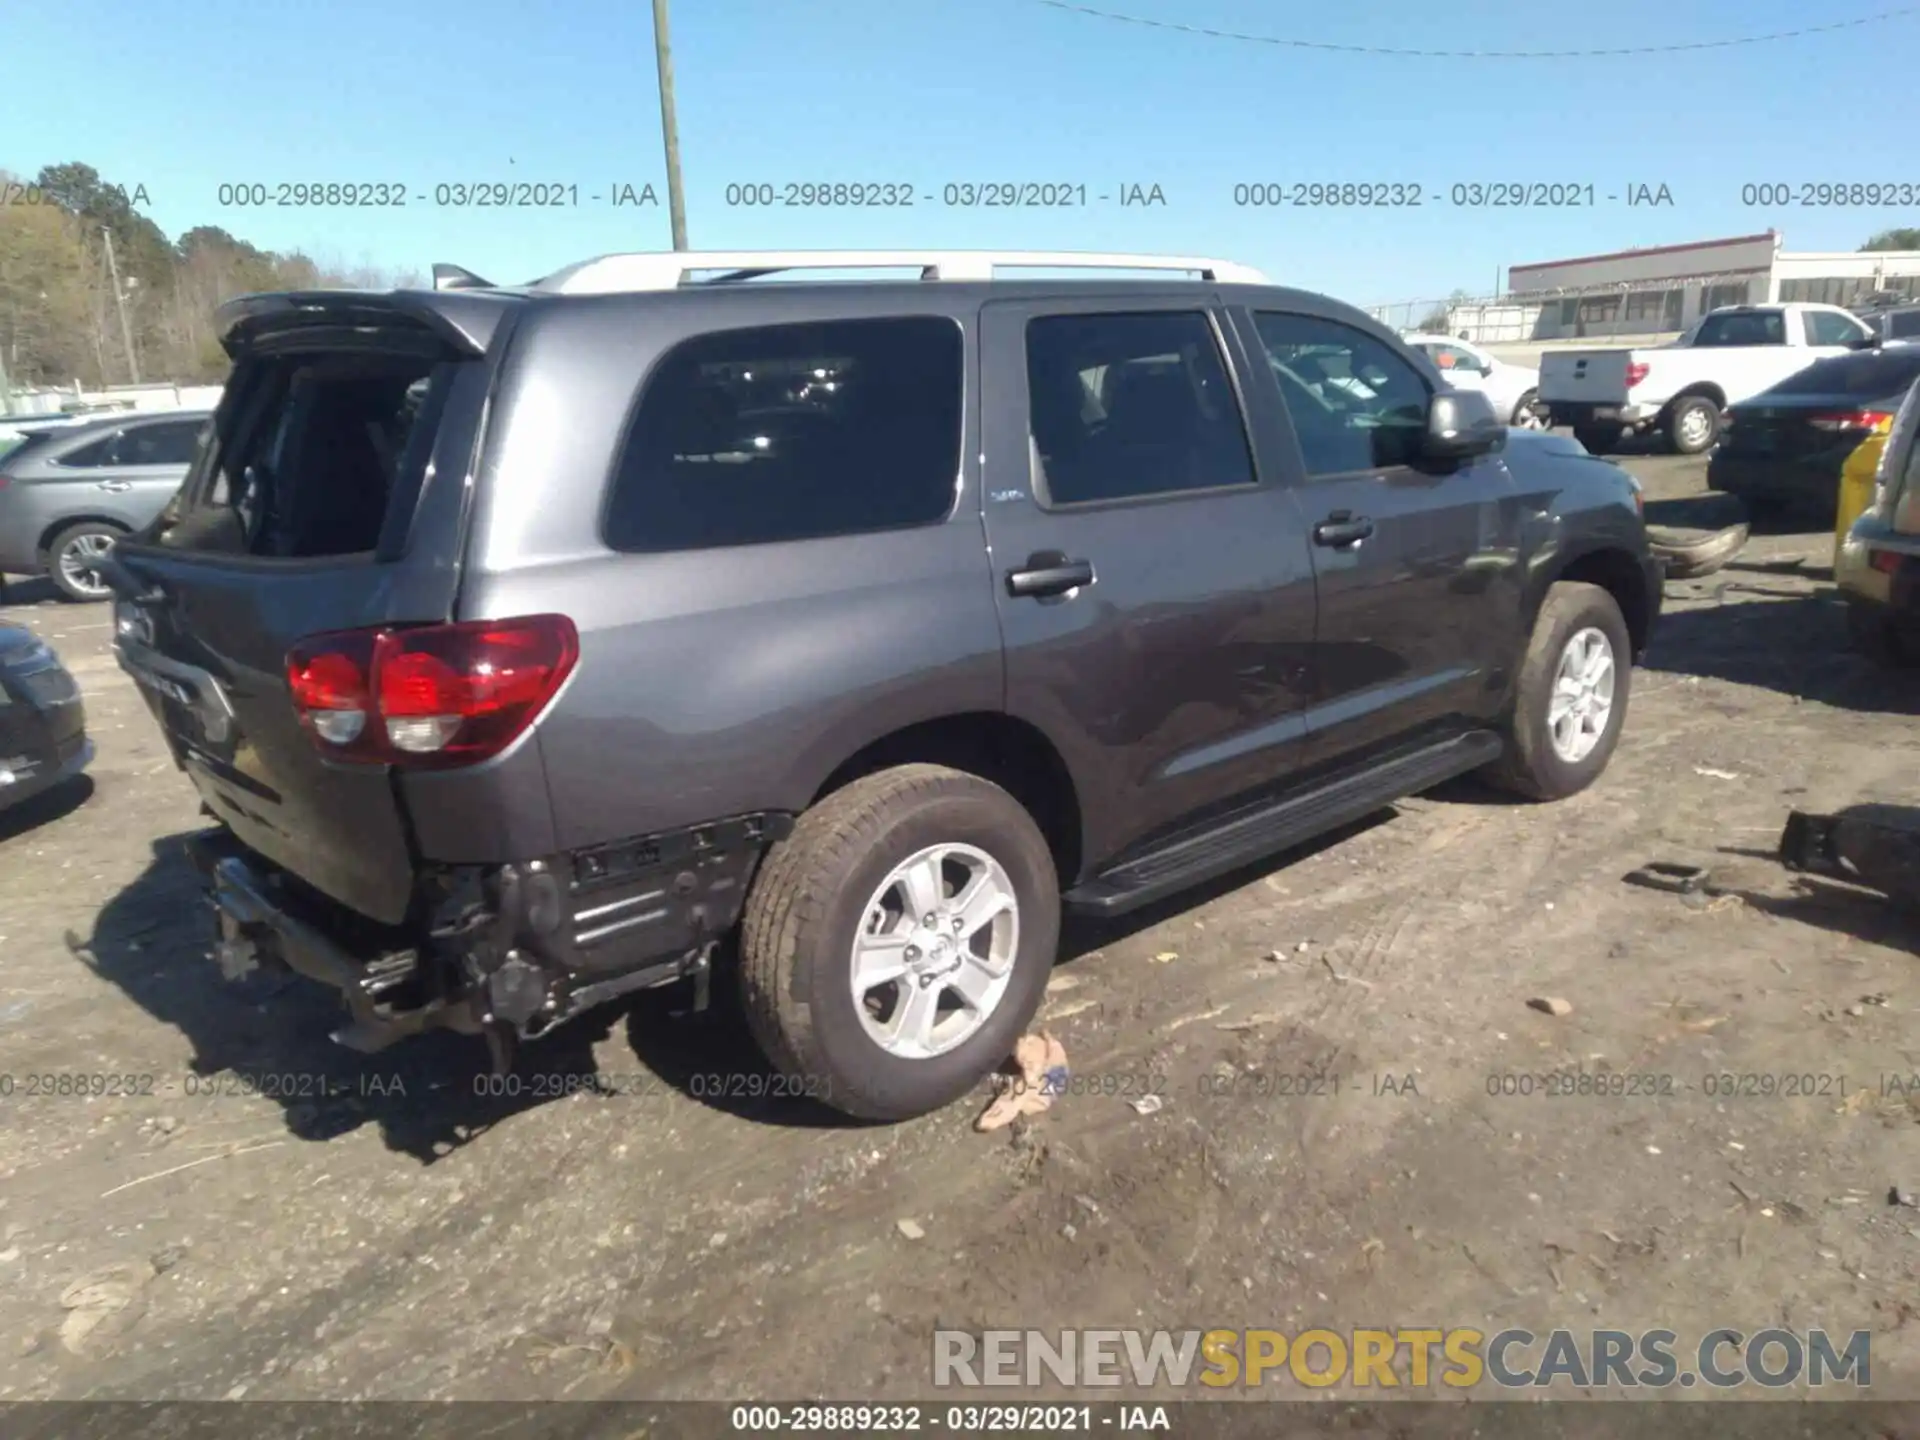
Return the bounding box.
[160,355,438,558]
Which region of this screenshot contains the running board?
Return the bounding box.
[1062,730,1505,917]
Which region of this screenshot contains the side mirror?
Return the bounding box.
[1423,389,1506,459]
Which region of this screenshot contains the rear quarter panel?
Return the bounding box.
[437,292,1005,859]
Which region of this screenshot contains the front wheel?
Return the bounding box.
[45,521,122,602]
[1482,581,1633,801]
[738,764,1060,1121]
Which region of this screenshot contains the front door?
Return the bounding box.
[979,299,1320,868]
[1233,308,1528,769]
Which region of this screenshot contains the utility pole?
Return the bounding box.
[101,226,140,385]
[652,0,689,250]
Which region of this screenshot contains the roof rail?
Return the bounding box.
[532,249,1268,295]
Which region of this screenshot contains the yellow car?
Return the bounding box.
[1835,371,1920,663]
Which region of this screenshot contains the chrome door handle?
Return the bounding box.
[97,480,133,492]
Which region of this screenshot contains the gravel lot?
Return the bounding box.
[1,451,1917,1404]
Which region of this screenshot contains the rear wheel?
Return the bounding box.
[738,763,1060,1121]
[1664,395,1721,455]
[1483,581,1633,801]
[1573,423,1622,456]
[1510,389,1549,430]
[45,521,122,602]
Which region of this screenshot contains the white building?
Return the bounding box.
[1500,231,1920,342]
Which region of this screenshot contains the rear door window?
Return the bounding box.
[603,316,964,553]
[1693,311,1786,347]
[156,354,459,559]
[115,419,205,467]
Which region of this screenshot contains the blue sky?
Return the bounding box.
[6,0,1913,305]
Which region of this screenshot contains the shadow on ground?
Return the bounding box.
[79,802,1439,1146]
[1642,591,1920,714]
[0,773,94,842]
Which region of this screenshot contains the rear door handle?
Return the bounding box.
[97,480,133,492]
[1007,553,1094,598]
[1313,513,1375,548]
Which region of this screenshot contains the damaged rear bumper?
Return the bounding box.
[183,811,791,1057]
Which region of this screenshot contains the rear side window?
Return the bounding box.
[1023,311,1254,506]
[156,355,458,558]
[1693,312,1786,347]
[55,432,118,467]
[604,316,963,553]
[1890,312,1920,340]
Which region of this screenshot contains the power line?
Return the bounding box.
[1033,0,1920,58]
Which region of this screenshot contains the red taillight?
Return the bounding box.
[1870,549,1904,576]
[1624,361,1650,390]
[1807,410,1895,433]
[285,615,578,768]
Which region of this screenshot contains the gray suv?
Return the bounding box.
[0,410,211,600]
[107,250,1662,1121]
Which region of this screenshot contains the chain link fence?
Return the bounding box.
[1369,268,1920,349]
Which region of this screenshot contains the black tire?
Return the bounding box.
[738,763,1061,1121]
[1482,581,1633,801]
[1510,389,1549,430]
[1847,598,1920,668]
[44,520,122,603]
[1573,423,1622,456]
[1663,395,1721,455]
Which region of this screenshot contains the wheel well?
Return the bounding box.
[815,713,1084,884]
[37,514,128,559]
[1666,384,1726,414]
[1557,549,1652,656]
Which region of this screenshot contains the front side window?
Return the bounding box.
[605,316,963,552]
[1023,311,1255,506]
[1807,310,1869,347]
[1254,312,1431,478]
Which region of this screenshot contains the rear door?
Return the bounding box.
[106,298,498,924]
[87,416,207,528]
[978,297,1319,864]
[1235,307,1526,766]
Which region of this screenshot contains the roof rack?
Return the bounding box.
[531,249,1268,295]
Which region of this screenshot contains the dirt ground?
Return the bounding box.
[1,450,1917,1406]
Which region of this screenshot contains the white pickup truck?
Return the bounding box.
[1539,302,1875,455]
